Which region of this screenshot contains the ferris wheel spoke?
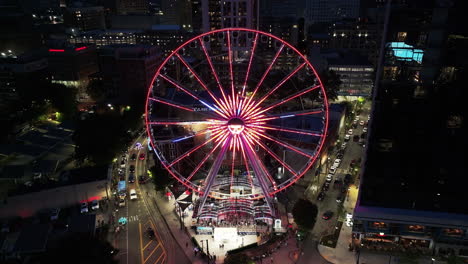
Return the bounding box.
[256,85,321,115]
[198,38,228,103]
[148,119,222,126]
[149,97,194,112]
[167,135,219,167]
[249,124,323,137]
[244,62,307,115]
[254,108,324,122]
[154,128,212,144]
[248,129,314,159]
[238,139,254,188]
[186,135,226,182]
[242,32,259,96]
[226,30,235,102]
[159,74,228,118]
[174,53,228,111]
[245,44,285,106]
[246,134,298,176]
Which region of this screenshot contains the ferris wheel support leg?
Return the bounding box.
[196,141,230,218]
[242,139,276,218]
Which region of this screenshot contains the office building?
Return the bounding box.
[116,0,149,14]
[64,6,106,31]
[69,29,139,47]
[305,0,359,25]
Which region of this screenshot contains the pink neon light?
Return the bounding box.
[260,85,321,114]
[149,97,194,112]
[187,138,224,181]
[169,136,217,167]
[226,30,235,103]
[198,38,229,103]
[75,46,87,51]
[242,32,259,96]
[49,49,65,52]
[144,28,330,198]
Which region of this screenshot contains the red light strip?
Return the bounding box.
[49,49,64,52]
[160,74,228,119]
[246,133,297,176]
[226,30,235,105]
[168,136,217,167]
[75,46,87,51]
[148,120,218,126]
[242,32,259,96]
[249,129,313,158]
[198,38,229,104]
[174,53,229,115]
[186,136,225,181]
[260,85,321,114]
[149,97,194,112]
[243,44,284,114]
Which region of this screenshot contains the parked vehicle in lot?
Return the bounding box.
[326,174,333,182]
[130,189,137,200]
[139,153,146,160]
[333,159,341,168]
[80,202,88,213]
[119,198,126,207]
[322,211,333,220]
[337,153,344,159]
[363,127,368,133]
[91,200,99,210]
[341,142,347,149]
[329,167,336,174]
[138,175,149,184]
[359,120,365,126]
[128,174,135,183]
[317,192,325,201]
[131,153,137,161]
[120,160,125,168]
[344,134,350,142]
[347,129,353,135]
[336,195,343,203]
[129,165,135,173]
[50,208,60,220]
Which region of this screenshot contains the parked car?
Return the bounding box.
[333,159,341,168]
[139,153,146,160]
[119,198,126,207]
[130,189,137,200]
[129,165,135,173]
[322,211,333,220]
[80,202,88,213]
[130,153,137,161]
[138,175,149,184]
[336,195,343,203]
[363,127,368,133]
[326,174,333,182]
[353,135,360,142]
[120,160,125,168]
[91,200,99,210]
[337,153,344,159]
[341,142,347,149]
[128,174,135,183]
[317,192,325,201]
[347,129,353,135]
[50,208,60,221]
[344,134,350,142]
[359,120,365,126]
[329,167,336,174]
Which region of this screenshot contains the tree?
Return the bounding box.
[87,79,106,102]
[150,165,174,191]
[40,233,118,264]
[73,112,129,165]
[320,70,342,101]
[292,198,318,230]
[224,253,252,264]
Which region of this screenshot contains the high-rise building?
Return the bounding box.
[116,0,149,14]
[160,0,192,29]
[47,44,99,102]
[201,0,258,31]
[305,0,360,25]
[64,6,106,31]
[98,44,161,103]
[353,0,468,256]
[69,29,139,47]
[135,25,188,56]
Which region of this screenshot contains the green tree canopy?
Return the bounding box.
[292,198,318,230]
[224,253,252,264]
[150,165,174,191]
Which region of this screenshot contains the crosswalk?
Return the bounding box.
[128,215,140,222]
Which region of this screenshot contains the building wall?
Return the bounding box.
[64,6,106,31]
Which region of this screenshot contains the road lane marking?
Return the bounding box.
[139,222,144,264]
[144,243,161,263]
[143,240,153,251]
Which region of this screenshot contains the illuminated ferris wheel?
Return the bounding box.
[145,28,329,219]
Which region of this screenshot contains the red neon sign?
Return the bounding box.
[75,46,87,51]
[49,49,65,52]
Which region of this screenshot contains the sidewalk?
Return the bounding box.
[152,192,208,264]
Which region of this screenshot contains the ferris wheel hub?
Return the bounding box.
[227,117,245,135]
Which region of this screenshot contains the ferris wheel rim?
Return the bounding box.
[145,27,330,198]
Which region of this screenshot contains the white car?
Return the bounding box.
[341,142,347,149]
[80,202,88,214]
[344,134,350,141]
[326,174,333,182]
[91,200,99,210]
[359,120,365,126]
[329,167,337,175]
[363,127,368,133]
[130,189,138,200]
[347,129,353,135]
[333,159,341,168]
